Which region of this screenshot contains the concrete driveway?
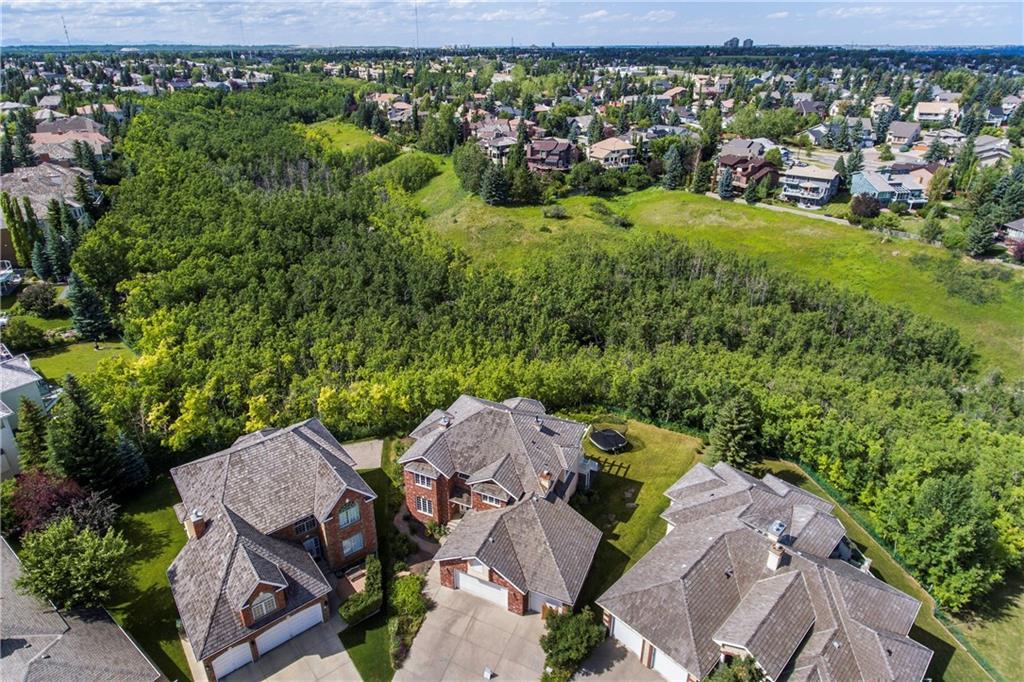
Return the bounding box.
[395,563,547,682]
[575,639,663,682]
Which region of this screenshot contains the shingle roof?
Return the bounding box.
[1,539,163,682]
[597,463,931,681]
[436,496,601,605]
[400,395,587,500]
[0,354,42,393]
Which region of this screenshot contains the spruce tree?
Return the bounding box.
[31,240,52,281]
[0,134,13,173]
[707,396,761,471]
[717,168,734,199]
[17,397,50,472]
[67,273,111,339]
[479,163,510,206]
[964,220,994,258]
[744,180,759,204]
[846,147,864,176]
[46,375,118,492]
[113,433,149,492]
[662,146,684,189]
[13,123,35,166]
[833,155,848,187]
[43,225,69,281]
[81,144,99,174]
[73,176,93,217]
[21,197,41,246]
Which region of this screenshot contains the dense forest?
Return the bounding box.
[72,75,1023,612]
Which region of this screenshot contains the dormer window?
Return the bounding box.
[338,501,361,528]
[479,492,504,507]
[294,517,316,535]
[413,473,433,488]
[251,591,278,620]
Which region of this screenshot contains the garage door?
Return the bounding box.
[255,603,324,655]
[528,591,562,614]
[652,647,690,681]
[611,617,644,657]
[211,641,253,679]
[454,570,508,608]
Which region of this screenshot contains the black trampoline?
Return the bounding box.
[589,428,629,453]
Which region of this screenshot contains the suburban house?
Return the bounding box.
[912,101,959,123]
[716,154,778,192]
[0,348,47,479]
[588,136,637,169]
[0,164,96,230]
[720,138,767,158]
[597,462,933,682]
[36,115,106,135]
[75,102,125,122]
[851,171,927,208]
[779,166,840,207]
[886,121,921,146]
[525,137,575,172]
[399,396,602,614]
[167,418,377,681]
[2,537,164,682]
[974,135,1012,168]
[1002,217,1024,243]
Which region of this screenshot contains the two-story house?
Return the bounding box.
[716,155,779,193]
[1,348,47,479]
[587,136,636,169]
[167,419,377,681]
[851,171,927,208]
[779,167,840,207]
[400,396,601,615]
[525,137,575,172]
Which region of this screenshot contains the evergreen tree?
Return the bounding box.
[587,115,604,144]
[717,168,735,199]
[0,134,13,173]
[479,163,510,206]
[81,143,99,174]
[707,396,761,471]
[662,145,684,189]
[31,240,52,281]
[0,192,32,265]
[691,160,714,193]
[846,147,864,176]
[59,202,79,248]
[964,219,994,257]
[113,433,149,492]
[73,176,93,217]
[46,375,118,493]
[47,199,63,233]
[16,397,50,472]
[744,180,760,204]
[924,138,950,163]
[21,197,41,246]
[43,225,69,281]
[833,155,848,187]
[13,123,35,166]
[66,272,112,339]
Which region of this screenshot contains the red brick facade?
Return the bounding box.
[439,559,468,588]
[404,467,457,524]
[471,490,508,511]
[239,585,287,627]
[323,490,377,570]
[490,569,526,615]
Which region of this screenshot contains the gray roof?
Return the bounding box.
[887,121,921,138]
[167,507,331,661]
[0,354,42,394]
[1,538,163,682]
[436,496,601,605]
[597,463,931,681]
[35,115,104,135]
[720,138,765,158]
[400,395,587,500]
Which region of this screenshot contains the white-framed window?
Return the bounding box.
[294,517,317,535]
[415,496,433,516]
[479,492,504,507]
[338,501,361,528]
[457,472,470,480]
[342,532,365,556]
[413,472,433,489]
[251,591,278,620]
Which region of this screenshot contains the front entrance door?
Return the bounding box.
[303,536,322,559]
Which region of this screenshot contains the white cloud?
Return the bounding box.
[580,9,609,21]
[766,11,789,20]
[642,9,675,22]
[817,5,890,19]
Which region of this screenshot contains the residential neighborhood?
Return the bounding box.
[1,5,1023,682]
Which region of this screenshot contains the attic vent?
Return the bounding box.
[886,648,893,657]
[832,641,841,650]
[440,416,452,428]
[534,415,543,430]
[724,569,734,579]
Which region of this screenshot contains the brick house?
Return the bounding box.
[525,137,575,172]
[167,419,377,681]
[715,154,779,192]
[400,396,601,614]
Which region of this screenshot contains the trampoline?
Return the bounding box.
[589,428,629,453]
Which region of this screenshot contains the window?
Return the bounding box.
[338,502,361,528]
[479,493,504,507]
[250,592,278,620]
[415,496,433,516]
[413,473,433,489]
[457,472,470,480]
[342,532,365,556]
[294,517,316,535]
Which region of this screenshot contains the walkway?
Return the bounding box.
[342,438,383,470]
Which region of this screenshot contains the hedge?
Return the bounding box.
[338,554,382,625]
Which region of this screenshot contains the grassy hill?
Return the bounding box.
[413,162,1024,379]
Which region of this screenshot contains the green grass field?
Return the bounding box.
[108,476,191,681]
[762,460,992,682]
[305,118,379,152]
[948,572,1024,680]
[30,341,134,383]
[412,166,1024,378]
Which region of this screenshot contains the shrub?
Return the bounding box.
[540,606,604,670]
[338,554,383,624]
[389,573,427,618]
[11,470,87,537]
[19,282,57,317]
[542,205,568,220]
[1009,240,1024,263]
[889,201,909,216]
[1,478,17,537]
[849,193,881,219]
[425,520,449,540]
[2,318,47,353]
[393,560,408,573]
[388,528,415,559]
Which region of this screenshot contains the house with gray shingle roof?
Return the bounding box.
[0,352,46,480]
[597,462,932,682]
[167,418,377,680]
[402,396,601,614]
[1,538,164,682]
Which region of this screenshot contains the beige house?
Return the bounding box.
[587,137,636,169]
[913,101,959,123]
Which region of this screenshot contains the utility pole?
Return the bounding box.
[60,15,72,51]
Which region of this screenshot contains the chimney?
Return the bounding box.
[767,519,787,543]
[186,508,206,540]
[539,469,553,492]
[534,415,543,432]
[767,543,785,572]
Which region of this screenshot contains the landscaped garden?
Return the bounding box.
[30,341,134,383]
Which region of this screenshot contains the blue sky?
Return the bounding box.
[2,1,1020,47]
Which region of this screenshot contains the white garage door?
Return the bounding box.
[652,647,690,682]
[454,570,508,608]
[611,617,644,657]
[211,641,253,679]
[528,591,562,614]
[255,603,324,655]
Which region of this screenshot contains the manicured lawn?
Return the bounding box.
[30,341,134,382]
[305,118,378,152]
[761,460,992,682]
[567,414,703,605]
[108,476,191,681]
[948,571,1023,680]
[412,168,1024,379]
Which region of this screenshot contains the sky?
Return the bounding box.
[2,1,1021,48]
